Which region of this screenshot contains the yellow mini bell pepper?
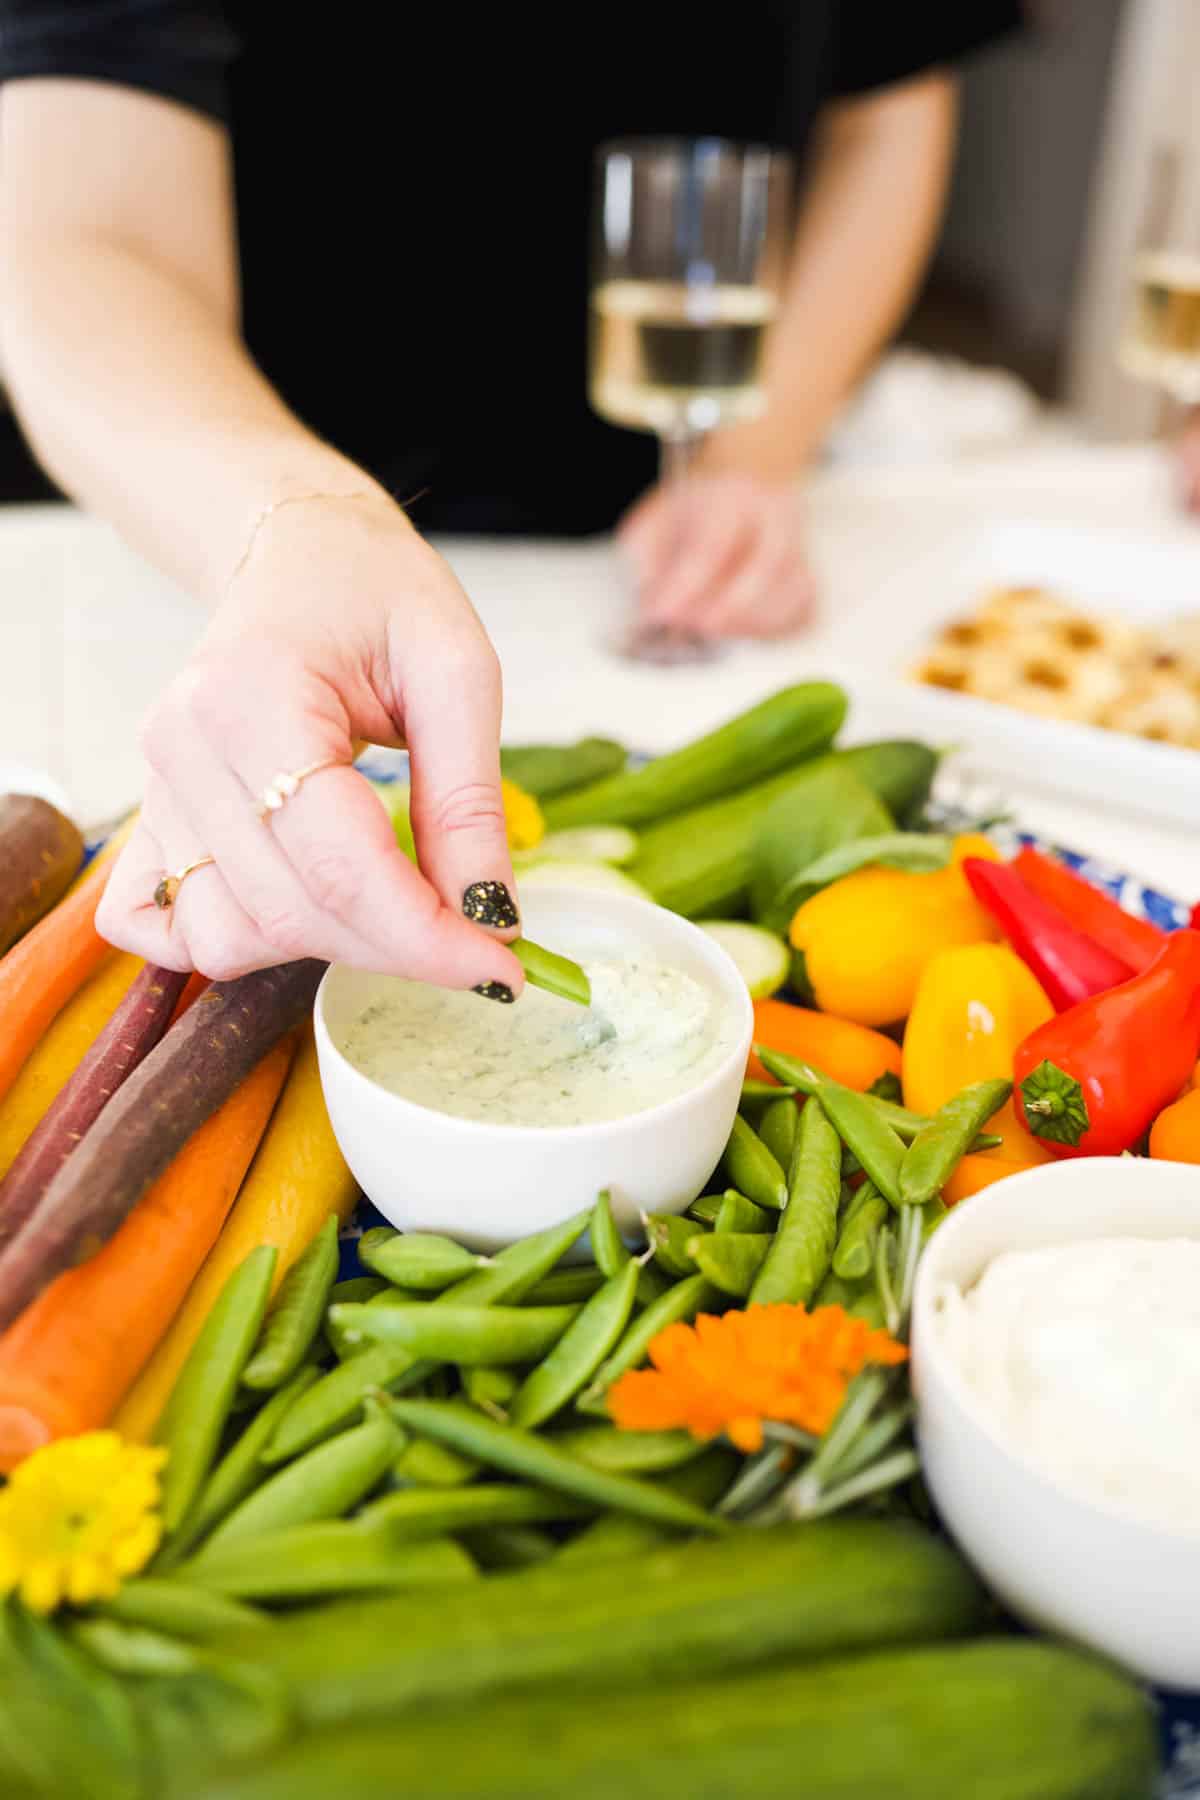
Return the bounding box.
[788,835,1001,1029]
[501,779,545,852]
[902,940,1056,1200]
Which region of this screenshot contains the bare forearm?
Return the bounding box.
[704,71,958,481]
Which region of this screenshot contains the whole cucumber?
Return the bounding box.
[543,683,847,830]
[176,1638,1155,1800]
[207,1519,983,1728]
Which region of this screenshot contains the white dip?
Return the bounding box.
[342,953,735,1128]
[936,1237,1200,1533]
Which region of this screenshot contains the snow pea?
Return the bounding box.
[577,1272,719,1412]
[832,1183,889,1281]
[159,1245,278,1533]
[509,1260,639,1429]
[750,1095,841,1306]
[721,1113,787,1210]
[200,1414,401,1553]
[689,1232,770,1299]
[381,1400,726,1534]
[327,1303,579,1366]
[357,1227,489,1292]
[358,1479,593,1538]
[898,1077,1013,1206]
[714,1189,772,1234]
[179,1524,475,1601]
[243,1216,339,1391]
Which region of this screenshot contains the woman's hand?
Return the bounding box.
[97,497,524,994]
[618,472,816,641]
[1178,410,1200,513]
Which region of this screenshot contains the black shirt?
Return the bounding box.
[0,2,1019,532]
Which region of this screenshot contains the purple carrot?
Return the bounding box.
[0,958,324,1330]
[0,962,188,1249]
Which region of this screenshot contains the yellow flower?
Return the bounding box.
[501,779,545,852]
[0,1432,167,1614]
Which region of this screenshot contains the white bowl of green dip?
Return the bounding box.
[314,886,753,1251]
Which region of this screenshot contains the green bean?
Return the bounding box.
[159,1245,278,1533]
[757,1094,798,1173]
[898,1077,1013,1206]
[382,1400,725,1534]
[158,1364,321,1567]
[89,1579,266,1642]
[328,1303,579,1366]
[392,1433,481,1487]
[714,1189,772,1234]
[242,1216,339,1391]
[509,1261,639,1429]
[644,1211,708,1278]
[689,1232,770,1298]
[817,1083,905,1207]
[552,1424,704,1476]
[461,1364,522,1419]
[589,1189,628,1276]
[750,1094,841,1305]
[522,1267,606,1306]
[832,1183,889,1280]
[358,1227,490,1292]
[577,1273,719,1412]
[268,1212,591,1461]
[686,1193,725,1226]
[358,1479,593,1538]
[200,1414,401,1553]
[721,1113,787,1210]
[178,1524,475,1600]
[461,1525,558,1570]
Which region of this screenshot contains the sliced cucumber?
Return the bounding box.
[518,826,639,868]
[516,861,651,901]
[697,920,789,998]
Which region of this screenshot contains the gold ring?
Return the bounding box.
[256,757,342,822]
[153,856,216,910]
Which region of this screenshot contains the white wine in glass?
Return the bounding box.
[1119,248,1200,404]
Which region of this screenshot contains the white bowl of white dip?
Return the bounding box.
[912,1156,1200,1690]
[314,886,753,1253]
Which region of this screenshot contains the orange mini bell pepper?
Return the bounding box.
[788,835,1001,1029]
[1150,1086,1200,1165]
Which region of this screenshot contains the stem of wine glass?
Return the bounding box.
[659,428,707,484]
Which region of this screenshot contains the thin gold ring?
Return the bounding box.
[256,757,342,822]
[153,856,216,911]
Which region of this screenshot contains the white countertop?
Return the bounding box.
[1,439,1195,900]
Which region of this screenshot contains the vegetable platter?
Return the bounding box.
[0,681,1194,1799]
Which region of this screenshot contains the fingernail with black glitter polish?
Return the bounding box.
[473,981,515,1004]
[463,880,519,928]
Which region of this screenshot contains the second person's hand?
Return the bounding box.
[97,495,525,996]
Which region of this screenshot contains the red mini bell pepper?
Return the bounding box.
[1012,847,1166,975]
[961,859,1133,1012]
[1015,930,1200,1157]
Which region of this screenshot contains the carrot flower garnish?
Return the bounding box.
[607,1304,908,1453]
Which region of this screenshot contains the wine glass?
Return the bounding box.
[590,137,793,662]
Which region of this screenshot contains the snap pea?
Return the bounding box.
[739,1078,797,1119]
[687,1193,725,1226]
[178,1524,475,1600]
[817,1083,906,1207]
[757,1095,798,1172]
[832,1183,889,1281]
[749,1095,841,1306]
[330,1276,387,1307]
[522,1267,606,1306]
[357,1227,490,1292]
[242,1216,340,1391]
[552,1424,704,1476]
[577,1272,719,1412]
[813,1268,865,1311]
[461,1365,522,1419]
[200,1414,401,1553]
[462,1525,557,1570]
[689,1232,770,1298]
[328,1302,579,1366]
[90,1579,266,1642]
[381,1400,726,1534]
[645,1210,709,1279]
[922,1195,949,1242]
[267,1212,591,1461]
[633,1260,670,1307]
[848,1289,886,1328]
[510,937,591,1007]
[159,1364,321,1567]
[898,1077,1013,1206]
[714,1189,772,1234]
[721,1113,787,1210]
[509,1260,640,1429]
[589,1190,628,1276]
[755,1048,929,1140]
[555,1512,669,1567]
[392,1434,481,1487]
[69,1617,199,1677]
[159,1245,278,1533]
[358,1479,593,1538]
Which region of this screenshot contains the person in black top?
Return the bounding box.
[0,2,1017,990]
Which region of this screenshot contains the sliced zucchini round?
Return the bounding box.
[517,860,651,900]
[518,825,639,868]
[696,920,789,998]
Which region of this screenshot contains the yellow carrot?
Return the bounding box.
[0,952,143,1181]
[114,1027,357,1441]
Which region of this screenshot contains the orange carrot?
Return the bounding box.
[747,999,902,1091]
[0,1037,293,1469]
